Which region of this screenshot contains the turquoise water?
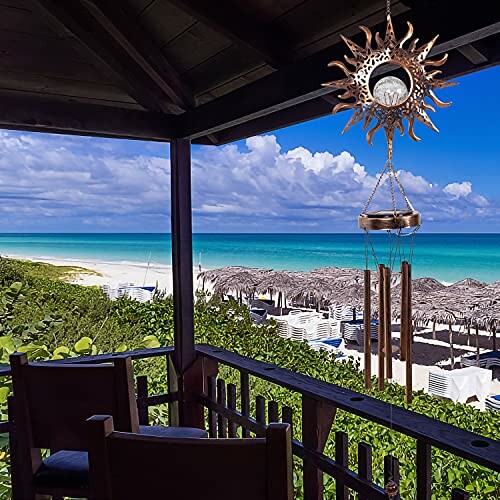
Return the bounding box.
[0,233,498,283]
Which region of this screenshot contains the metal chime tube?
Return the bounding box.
[384,267,392,379]
[378,264,385,390]
[402,261,413,404]
[364,269,372,390]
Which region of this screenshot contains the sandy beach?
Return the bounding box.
[10,254,499,406]
[9,255,185,292]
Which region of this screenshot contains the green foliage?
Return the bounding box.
[0,258,498,498]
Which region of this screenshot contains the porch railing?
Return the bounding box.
[1,344,499,499]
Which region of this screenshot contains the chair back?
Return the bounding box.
[10,352,139,451]
[87,416,293,500]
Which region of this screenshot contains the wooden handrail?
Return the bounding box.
[195,344,500,472]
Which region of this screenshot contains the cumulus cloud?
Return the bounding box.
[443,181,472,198]
[0,131,495,232]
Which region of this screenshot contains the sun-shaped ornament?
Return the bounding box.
[323,0,456,232]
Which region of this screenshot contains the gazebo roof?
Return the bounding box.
[0,0,497,144]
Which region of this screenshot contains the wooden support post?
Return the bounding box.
[167,353,218,428]
[363,269,372,390]
[384,267,392,379]
[449,322,455,369]
[302,396,336,500]
[171,138,195,375]
[378,264,385,391]
[476,326,480,367]
[432,321,436,340]
[402,262,412,404]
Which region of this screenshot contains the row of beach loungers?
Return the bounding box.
[101,283,155,303]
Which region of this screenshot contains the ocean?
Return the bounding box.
[0,233,498,284]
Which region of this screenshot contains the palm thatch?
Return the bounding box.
[198,266,499,329]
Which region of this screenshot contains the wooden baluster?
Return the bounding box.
[282,405,293,436]
[256,395,266,430]
[302,396,336,500]
[364,269,372,389]
[416,440,432,500]
[227,383,237,438]
[216,378,227,438]
[268,400,279,423]
[207,376,217,438]
[335,431,349,500]
[378,264,385,391]
[384,455,400,500]
[384,266,393,379]
[451,489,470,500]
[136,375,149,426]
[358,442,372,500]
[240,371,250,437]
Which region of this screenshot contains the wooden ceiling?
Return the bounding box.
[0,0,498,144]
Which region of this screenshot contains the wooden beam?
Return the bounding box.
[170,138,196,374]
[34,0,186,114]
[0,94,173,141]
[177,3,500,140]
[169,0,292,69]
[85,0,194,110]
[457,44,489,65]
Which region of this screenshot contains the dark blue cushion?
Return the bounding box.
[34,450,88,490]
[140,425,208,439]
[33,426,206,490]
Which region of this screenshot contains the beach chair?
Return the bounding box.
[290,326,307,342]
[275,317,290,339]
[87,416,293,500]
[250,308,268,325]
[485,395,500,411]
[461,351,500,369]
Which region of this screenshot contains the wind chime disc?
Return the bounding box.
[358,209,421,231]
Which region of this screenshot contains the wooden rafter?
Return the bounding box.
[34,0,193,114]
[175,7,500,140]
[169,0,292,69]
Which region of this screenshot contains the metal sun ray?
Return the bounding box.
[322,13,457,150]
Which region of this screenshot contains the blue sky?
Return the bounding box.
[0,65,498,233]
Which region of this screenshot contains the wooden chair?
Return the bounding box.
[87,415,294,500]
[9,352,207,500]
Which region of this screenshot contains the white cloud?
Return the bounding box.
[0,131,495,232]
[443,181,472,198]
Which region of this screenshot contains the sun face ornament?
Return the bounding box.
[323,0,456,232]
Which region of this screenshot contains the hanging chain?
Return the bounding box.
[362,163,388,213]
[392,168,414,211]
[387,162,397,214]
[386,0,391,17]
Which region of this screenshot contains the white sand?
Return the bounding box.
[8,254,186,292]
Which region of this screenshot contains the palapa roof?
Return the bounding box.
[202,266,500,328]
[0,1,497,144]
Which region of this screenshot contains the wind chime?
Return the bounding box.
[324,0,455,402]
